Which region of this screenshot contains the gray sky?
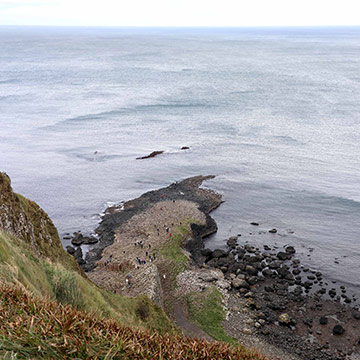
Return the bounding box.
[1,0,360,27]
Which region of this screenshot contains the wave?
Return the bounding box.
[39,102,214,131]
[0,79,18,85]
[272,135,303,145]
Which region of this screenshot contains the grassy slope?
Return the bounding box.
[0,230,174,335]
[0,282,268,360]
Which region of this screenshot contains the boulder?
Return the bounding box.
[217,279,231,290]
[66,246,75,255]
[82,236,98,245]
[227,236,238,249]
[353,312,360,320]
[246,265,258,276]
[212,249,227,258]
[180,146,190,150]
[333,324,345,335]
[201,248,213,258]
[71,233,84,246]
[319,316,328,325]
[269,228,277,234]
[232,278,250,290]
[278,313,291,325]
[285,246,296,254]
[276,252,289,261]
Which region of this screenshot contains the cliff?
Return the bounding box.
[0,172,76,270]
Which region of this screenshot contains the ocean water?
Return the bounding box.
[1,26,360,293]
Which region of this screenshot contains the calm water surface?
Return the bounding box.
[0,26,359,293]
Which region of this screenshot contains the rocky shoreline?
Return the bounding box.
[65,176,360,360]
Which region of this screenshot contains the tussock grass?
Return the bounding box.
[0,283,268,360]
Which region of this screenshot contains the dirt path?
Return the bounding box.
[173,302,214,341]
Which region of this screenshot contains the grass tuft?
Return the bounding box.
[185,286,237,344]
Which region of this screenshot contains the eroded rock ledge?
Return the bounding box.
[82,175,222,272]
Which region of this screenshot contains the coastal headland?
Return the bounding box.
[67,176,360,360]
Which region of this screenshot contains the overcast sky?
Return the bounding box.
[1,0,360,27]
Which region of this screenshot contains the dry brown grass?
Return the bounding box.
[0,282,269,360]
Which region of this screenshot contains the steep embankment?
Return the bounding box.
[0,172,174,333]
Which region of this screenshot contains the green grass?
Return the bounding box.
[185,286,237,344]
[0,283,268,360]
[159,220,198,285]
[0,230,175,335]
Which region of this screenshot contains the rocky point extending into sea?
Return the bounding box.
[65,176,360,360]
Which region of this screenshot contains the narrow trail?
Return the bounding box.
[173,302,214,342]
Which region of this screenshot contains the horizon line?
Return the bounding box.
[1,24,360,29]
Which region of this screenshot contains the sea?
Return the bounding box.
[0,26,359,296]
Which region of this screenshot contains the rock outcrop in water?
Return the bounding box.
[136,151,164,159]
[82,175,222,272]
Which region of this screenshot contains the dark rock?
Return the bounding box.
[227,236,238,249]
[73,246,83,259]
[136,151,164,160]
[277,252,289,261]
[247,256,262,264]
[292,269,301,275]
[66,246,75,255]
[201,248,213,258]
[181,146,190,150]
[285,246,296,254]
[307,275,316,280]
[278,266,291,278]
[247,276,258,285]
[250,222,259,226]
[353,312,360,320]
[269,261,281,269]
[246,265,258,276]
[319,316,328,325]
[212,249,227,258]
[206,258,219,268]
[71,233,84,246]
[333,325,345,335]
[262,269,275,277]
[269,228,277,233]
[82,236,98,245]
[237,248,245,258]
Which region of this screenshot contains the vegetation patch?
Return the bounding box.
[0,282,268,360]
[185,286,237,344]
[159,220,198,285]
[0,230,174,334]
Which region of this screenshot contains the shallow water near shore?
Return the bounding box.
[0,26,359,295]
